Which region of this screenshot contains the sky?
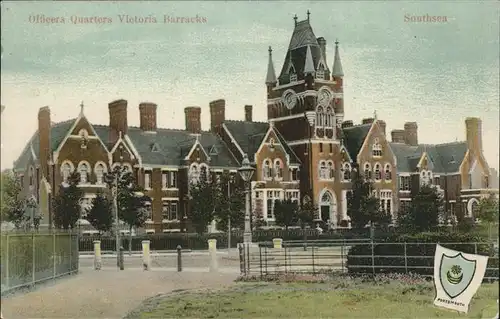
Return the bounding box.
[1,1,499,171]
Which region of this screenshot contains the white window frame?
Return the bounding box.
[378,190,393,216]
[285,190,300,204]
[60,161,74,185]
[318,160,328,180]
[265,189,283,221]
[274,159,283,181]
[189,163,200,184]
[263,158,273,181]
[94,162,108,185]
[342,162,351,182]
[399,175,411,192]
[77,161,91,185]
[363,162,372,180]
[327,160,335,180]
[373,163,382,182]
[384,163,392,182]
[372,138,382,157]
[144,170,152,190]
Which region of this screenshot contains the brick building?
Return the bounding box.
[13,13,498,232]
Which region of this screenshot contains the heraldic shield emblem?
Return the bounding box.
[439,252,477,299]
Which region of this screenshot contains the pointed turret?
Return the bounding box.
[303,45,315,75]
[265,46,277,86]
[332,39,344,77]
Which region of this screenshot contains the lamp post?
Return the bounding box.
[238,154,255,244]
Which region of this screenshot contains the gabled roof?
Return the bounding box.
[390,141,468,173]
[223,120,301,165]
[14,119,76,170]
[342,124,372,160]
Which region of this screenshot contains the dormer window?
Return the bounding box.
[342,162,351,181]
[316,62,325,79]
[209,145,218,156]
[372,138,382,157]
[288,64,297,82]
[150,143,160,152]
[78,129,89,138]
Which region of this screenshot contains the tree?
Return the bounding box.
[401,184,444,233]
[253,200,267,230]
[214,172,245,232]
[1,169,29,228]
[86,190,113,234]
[53,172,84,230]
[346,168,381,230]
[106,166,150,249]
[273,198,299,230]
[298,200,316,229]
[474,194,499,241]
[187,168,218,234]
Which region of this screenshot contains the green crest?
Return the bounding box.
[439,252,477,299]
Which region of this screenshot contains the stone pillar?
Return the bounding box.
[208,239,218,272]
[142,240,151,270]
[93,240,101,270]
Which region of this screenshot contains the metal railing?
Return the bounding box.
[239,240,499,281]
[0,231,79,295]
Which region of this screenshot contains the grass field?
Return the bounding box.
[130,276,499,319]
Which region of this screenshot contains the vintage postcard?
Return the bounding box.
[1,1,499,318]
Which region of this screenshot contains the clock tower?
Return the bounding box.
[265,12,345,217]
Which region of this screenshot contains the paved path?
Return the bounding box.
[2,268,238,319]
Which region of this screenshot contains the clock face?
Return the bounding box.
[282,90,297,110]
[318,87,332,106]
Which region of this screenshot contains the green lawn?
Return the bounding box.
[131,281,499,319]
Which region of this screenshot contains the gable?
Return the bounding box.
[185,140,210,163]
[223,120,269,162]
[110,137,136,164]
[342,124,371,161]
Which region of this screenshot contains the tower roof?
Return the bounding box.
[265,46,277,85]
[332,40,344,77]
[278,17,322,83]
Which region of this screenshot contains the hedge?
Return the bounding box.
[78,228,392,252]
[346,232,499,280]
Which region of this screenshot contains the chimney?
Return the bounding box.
[377,120,387,137]
[404,122,418,146]
[38,106,51,178]
[244,105,253,122]
[465,117,482,152]
[362,118,374,125]
[209,99,226,133]
[108,99,128,145]
[341,120,353,129]
[139,102,157,132]
[184,107,201,133]
[317,37,327,64]
[391,129,406,143]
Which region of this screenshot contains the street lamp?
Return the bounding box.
[238,153,255,244]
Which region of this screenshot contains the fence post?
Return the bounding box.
[53,232,56,278]
[32,233,36,286]
[312,246,315,275]
[284,244,288,273]
[208,239,218,272]
[142,240,151,271]
[94,240,102,270]
[272,238,282,249]
[474,242,478,255]
[371,239,375,277]
[341,239,345,273]
[69,230,72,274]
[404,242,408,274]
[5,234,9,289]
[177,245,182,272]
[238,243,244,275]
[265,246,268,275]
[259,246,263,279]
[119,246,124,270]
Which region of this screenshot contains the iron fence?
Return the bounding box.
[0,231,79,295]
[239,240,499,281]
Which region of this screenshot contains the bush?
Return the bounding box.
[346,232,498,280]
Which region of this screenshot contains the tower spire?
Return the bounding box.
[304,45,315,75]
[79,101,84,116]
[293,14,298,26]
[307,10,310,21]
[265,46,277,85]
[332,39,344,77]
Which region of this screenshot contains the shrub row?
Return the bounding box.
[346,232,499,280]
[78,228,392,251]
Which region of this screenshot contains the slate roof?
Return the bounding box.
[278,20,323,84]
[342,124,372,160]
[223,120,301,165]
[13,119,76,170]
[389,141,468,173]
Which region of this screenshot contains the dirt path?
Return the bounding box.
[2,268,238,318]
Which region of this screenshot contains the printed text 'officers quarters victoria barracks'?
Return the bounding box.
[13,13,499,233]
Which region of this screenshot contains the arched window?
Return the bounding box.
[342,162,351,181]
[199,164,209,181]
[94,162,107,185]
[319,161,328,180]
[427,171,433,184]
[61,161,73,184]
[189,164,199,184]
[374,163,382,181]
[327,161,335,180]
[78,162,90,184]
[384,164,392,181]
[316,106,324,127]
[263,159,272,180]
[78,129,89,138]
[288,65,297,82]
[364,163,372,180]
[372,138,382,157]
[29,166,35,186]
[274,159,283,179]
[325,107,334,128]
